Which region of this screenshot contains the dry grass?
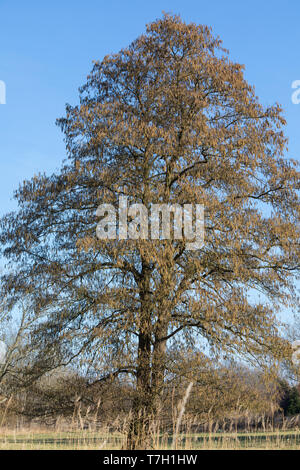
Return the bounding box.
[1,383,299,450]
[0,426,300,450]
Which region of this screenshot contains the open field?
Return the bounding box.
[0,429,300,450]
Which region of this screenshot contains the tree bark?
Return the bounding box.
[152,322,168,408]
[127,263,153,449]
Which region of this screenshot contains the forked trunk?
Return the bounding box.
[127,321,168,449]
[127,265,153,449]
[127,330,153,449]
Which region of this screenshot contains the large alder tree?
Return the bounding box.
[0,14,299,447]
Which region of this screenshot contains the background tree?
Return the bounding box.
[278,380,300,416]
[0,300,34,391]
[0,14,299,448]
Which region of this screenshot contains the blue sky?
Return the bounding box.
[0,0,299,214]
[0,1,299,324]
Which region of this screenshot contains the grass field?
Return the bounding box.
[0,429,300,450]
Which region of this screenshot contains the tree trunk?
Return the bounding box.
[127,264,153,449]
[152,322,168,408]
[127,320,168,449]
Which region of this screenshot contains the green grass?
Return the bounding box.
[0,430,123,450]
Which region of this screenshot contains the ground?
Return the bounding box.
[0,429,300,450]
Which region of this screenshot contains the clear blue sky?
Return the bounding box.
[0,0,299,214]
[0,1,299,324]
